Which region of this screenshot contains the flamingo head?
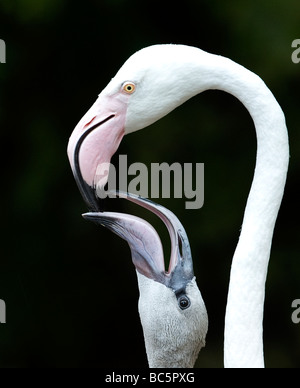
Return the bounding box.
[83,192,208,368]
[67,44,212,210]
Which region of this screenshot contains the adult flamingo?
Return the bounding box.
[67,44,289,368]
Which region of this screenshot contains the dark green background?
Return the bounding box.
[0,0,299,367]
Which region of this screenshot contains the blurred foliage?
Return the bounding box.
[0,0,299,368]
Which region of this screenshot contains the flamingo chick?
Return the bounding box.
[83,192,208,368]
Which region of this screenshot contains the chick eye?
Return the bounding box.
[122,82,136,94]
[178,295,191,310]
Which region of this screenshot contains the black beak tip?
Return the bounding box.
[73,160,105,213]
[82,212,112,229]
[82,212,99,222]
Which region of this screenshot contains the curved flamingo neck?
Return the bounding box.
[204,54,289,368]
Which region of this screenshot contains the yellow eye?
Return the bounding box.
[122,82,136,94]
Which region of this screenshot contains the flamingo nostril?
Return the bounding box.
[84,116,96,128]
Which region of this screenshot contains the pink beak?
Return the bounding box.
[67,92,128,210]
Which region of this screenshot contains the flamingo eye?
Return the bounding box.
[122,82,136,94]
[178,295,191,310]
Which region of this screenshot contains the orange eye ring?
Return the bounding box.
[122,82,136,94]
